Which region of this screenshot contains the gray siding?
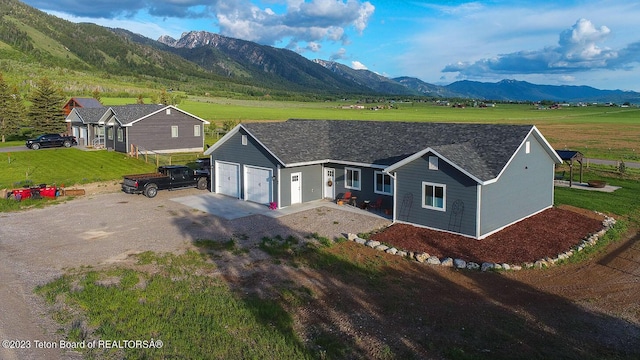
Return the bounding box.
[210,128,280,202]
[479,133,556,237]
[127,109,205,152]
[394,154,478,237]
[328,163,393,211]
[279,165,323,206]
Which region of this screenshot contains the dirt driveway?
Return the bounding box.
[0,187,390,359]
[1,185,639,359]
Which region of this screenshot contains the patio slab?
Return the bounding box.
[554,180,621,193]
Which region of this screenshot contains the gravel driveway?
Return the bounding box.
[0,187,390,359]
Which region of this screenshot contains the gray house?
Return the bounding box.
[203,119,562,239]
[66,104,209,153]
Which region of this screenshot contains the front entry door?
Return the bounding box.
[323,168,335,200]
[291,172,302,205]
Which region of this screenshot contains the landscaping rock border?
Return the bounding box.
[345,212,617,272]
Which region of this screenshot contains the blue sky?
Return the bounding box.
[22,0,640,91]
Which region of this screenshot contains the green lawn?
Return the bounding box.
[36,251,313,360]
[0,148,156,189]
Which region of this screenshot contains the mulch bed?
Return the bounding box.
[370,206,605,264]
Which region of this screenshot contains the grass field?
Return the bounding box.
[175,98,640,161]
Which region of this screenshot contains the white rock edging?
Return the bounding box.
[345,213,616,272]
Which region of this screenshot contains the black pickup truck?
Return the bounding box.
[121,165,209,198]
[26,133,78,150]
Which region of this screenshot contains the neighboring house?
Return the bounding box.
[66,107,108,147]
[63,97,103,115]
[203,119,562,239]
[63,97,104,136]
[66,104,210,153]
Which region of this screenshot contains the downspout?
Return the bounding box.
[384,170,397,222]
[277,164,282,210]
[476,183,482,239]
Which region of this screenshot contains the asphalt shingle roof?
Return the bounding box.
[111,104,165,125]
[71,97,103,108]
[74,107,107,124]
[243,119,535,182]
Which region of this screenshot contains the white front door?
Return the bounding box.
[324,168,335,200]
[291,172,302,205]
[215,161,240,198]
[245,166,272,205]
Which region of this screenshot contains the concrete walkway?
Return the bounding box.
[554,180,621,193]
[170,193,391,221]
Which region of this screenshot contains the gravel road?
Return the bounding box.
[0,186,390,359]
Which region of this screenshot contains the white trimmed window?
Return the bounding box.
[428,156,439,170]
[525,141,531,154]
[171,126,179,138]
[117,128,123,142]
[422,181,446,211]
[242,135,248,145]
[194,125,201,137]
[107,127,113,140]
[374,171,393,195]
[345,167,361,190]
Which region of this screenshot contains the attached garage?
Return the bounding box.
[215,161,240,198]
[244,166,273,205]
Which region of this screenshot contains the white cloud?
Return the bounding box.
[351,60,367,70]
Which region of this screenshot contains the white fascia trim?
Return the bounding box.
[489,126,563,184]
[286,159,387,169]
[477,205,552,239]
[384,148,484,184]
[532,125,563,163]
[203,125,241,155]
[126,105,210,127]
[204,124,287,167]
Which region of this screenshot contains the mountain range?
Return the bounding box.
[1,0,639,103]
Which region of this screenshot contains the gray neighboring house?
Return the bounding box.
[203,119,562,239]
[66,104,209,153]
[66,106,110,147]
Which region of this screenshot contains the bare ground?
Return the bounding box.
[0,183,638,359]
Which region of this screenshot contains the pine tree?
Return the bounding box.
[27,77,66,134]
[0,73,10,142]
[3,85,25,141]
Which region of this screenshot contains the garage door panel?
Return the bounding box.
[215,162,239,198]
[245,166,272,205]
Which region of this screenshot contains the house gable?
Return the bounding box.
[393,152,479,237]
[478,131,559,238]
[126,107,208,153]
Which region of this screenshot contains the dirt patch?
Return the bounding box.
[64,180,122,196]
[370,206,605,264]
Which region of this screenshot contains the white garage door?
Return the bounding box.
[215,161,240,198]
[245,166,272,205]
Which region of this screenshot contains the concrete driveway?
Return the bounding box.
[170,192,390,220]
